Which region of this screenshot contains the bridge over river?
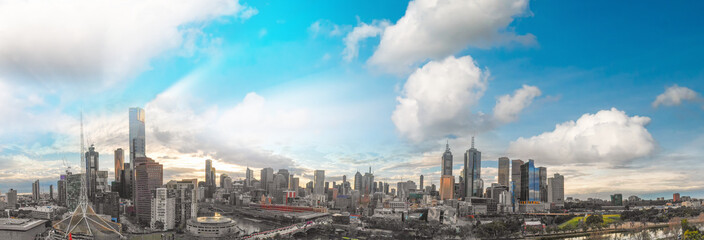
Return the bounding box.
[239,217,331,239]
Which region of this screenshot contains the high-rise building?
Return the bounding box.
[96,170,109,194]
[442,141,453,176]
[290,177,299,192]
[50,184,54,200]
[66,174,83,210]
[58,175,67,206]
[277,169,290,189]
[511,159,524,200]
[151,188,175,230]
[548,173,564,203]
[260,167,273,192]
[134,157,164,224]
[219,174,229,188]
[85,144,99,201]
[122,162,132,199]
[519,160,540,203]
[538,167,547,202]
[246,167,254,187]
[7,189,17,209]
[314,170,325,195]
[165,179,198,229]
[440,175,454,200]
[114,148,124,182]
[611,194,623,206]
[129,107,146,162]
[363,167,374,195]
[32,180,40,202]
[205,160,214,198]
[354,171,362,191]
[464,137,481,198]
[674,193,681,202]
[420,175,424,191]
[498,157,509,187]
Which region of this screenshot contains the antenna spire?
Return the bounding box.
[471,136,475,149]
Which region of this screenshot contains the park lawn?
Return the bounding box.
[558,214,621,229]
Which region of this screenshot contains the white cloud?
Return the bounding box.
[368,0,534,74]
[508,108,655,165]
[308,19,343,38]
[392,55,489,142]
[239,7,259,20]
[0,0,251,87]
[652,84,700,108]
[342,20,390,62]
[493,84,541,123]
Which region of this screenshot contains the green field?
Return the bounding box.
[559,214,621,229]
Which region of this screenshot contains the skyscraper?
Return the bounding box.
[464,137,481,198]
[314,170,325,195]
[50,184,54,200]
[58,176,67,206]
[548,173,564,203]
[7,189,17,209]
[205,160,214,198]
[538,167,548,202]
[32,180,40,202]
[511,159,524,200]
[85,144,99,201]
[363,167,374,195]
[245,167,253,187]
[220,174,229,188]
[420,175,424,191]
[354,171,362,191]
[260,167,273,192]
[442,141,453,176]
[114,148,124,182]
[129,107,146,162]
[134,157,163,223]
[498,157,509,187]
[519,160,539,203]
[277,169,290,189]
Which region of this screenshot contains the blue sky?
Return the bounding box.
[0,0,703,200]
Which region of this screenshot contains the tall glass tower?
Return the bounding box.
[441,141,453,176]
[129,107,146,162]
[464,137,481,198]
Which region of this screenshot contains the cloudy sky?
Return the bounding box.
[1,0,703,200]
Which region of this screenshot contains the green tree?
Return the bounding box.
[586,215,604,226]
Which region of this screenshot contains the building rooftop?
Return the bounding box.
[0,218,47,231]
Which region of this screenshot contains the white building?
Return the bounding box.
[151,188,175,230]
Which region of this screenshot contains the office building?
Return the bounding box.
[363,167,374,195]
[511,159,524,200]
[85,144,99,201]
[314,170,325,195]
[129,107,146,162]
[539,167,547,202]
[151,188,176,230]
[498,157,509,187]
[440,175,454,200]
[260,167,273,192]
[66,174,83,210]
[519,160,540,203]
[134,157,164,223]
[7,189,17,209]
[674,193,681,202]
[420,175,424,191]
[277,169,290,189]
[245,167,253,187]
[49,185,53,200]
[611,194,623,206]
[32,180,40,202]
[464,137,481,198]
[548,173,564,203]
[442,141,453,176]
[114,148,124,182]
[219,174,229,188]
[354,171,362,191]
[96,170,109,194]
[165,179,198,229]
[57,176,66,207]
[205,160,215,198]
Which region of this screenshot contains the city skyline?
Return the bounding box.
[1,0,704,202]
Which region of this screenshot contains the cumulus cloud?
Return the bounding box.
[0,0,252,87]
[493,84,541,123]
[508,108,656,165]
[652,85,700,108]
[368,0,534,74]
[308,19,343,38]
[342,20,390,62]
[391,55,489,142]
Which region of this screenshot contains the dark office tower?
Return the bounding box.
[134,157,163,224]
[538,167,548,202]
[50,185,54,200]
[114,148,124,182]
[498,157,509,187]
[58,176,66,206]
[441,141,453,176]
[464,137,482,198]
[363,167,374,195]
[354,171,362,191]
[85,144,99,201]
[342,175,346,184]
[420,175,424,191]
[220,174,229,188]
[246,167,253,187]
[277,169,290,189]
[519,160,539,202]
[7,189,17,209]
[32,180,40,202]
[511,159,524,199]
[260,167,273,192]
[314,170,325,195]
[129,107,146,163]
[205,160,214,198]
[122,162,132,199]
